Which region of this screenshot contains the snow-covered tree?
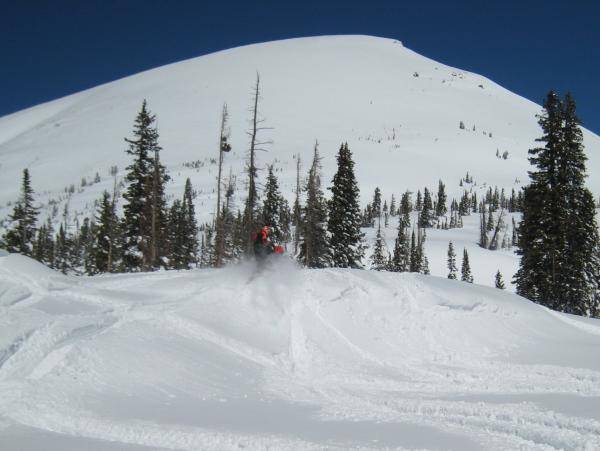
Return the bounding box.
[461,248,473,283]
[515,91,600,316]
[495,270,505,289]
[327,143,365,268]
[370,223,387,270]
[298,142,331,268]
[2,169,38,256]
[447,241,457,279]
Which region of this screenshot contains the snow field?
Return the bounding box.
[1,253,599,449]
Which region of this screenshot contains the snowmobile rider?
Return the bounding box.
[253,225,284,261]
[253,225,275,261]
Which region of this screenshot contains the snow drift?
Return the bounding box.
[1,252,599,449]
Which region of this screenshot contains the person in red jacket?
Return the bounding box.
[253,225,284,261]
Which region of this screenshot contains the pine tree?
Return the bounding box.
[495,270,505,289]
[181,178,199,268]
[79,217,95,275]
[167,200,185,269]
[436,180,447,217]
[33,217,54,267]
[400,191,412,227]
[515,91,600,316]
[122,100,166,271]
[93,191,119,273]
[262,165,286,243]
[54,223,72,274]
[3,169,38,256]
[370,223,387,270]
[418,187,433,227]
[417,228,428,274]
[415,190,423,211]
[389,194,397,216]
[372,187,382,226]
[447,241,457,279]
[461,248,473,283]
[298,142,331,268]
[391,218,410,272]
[327,143,365,268]
[409,229,420,272]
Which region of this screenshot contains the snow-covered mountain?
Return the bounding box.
[2,36,600,449]
[1,253,599,449]
[1,35,600,219]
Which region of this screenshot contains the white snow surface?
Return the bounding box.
[1,252,599,450]
[1,34,600,222]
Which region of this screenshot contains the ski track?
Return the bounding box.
[1,255,600,449]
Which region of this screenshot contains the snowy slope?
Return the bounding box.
[1,35,600,218]
[1,252,599,450]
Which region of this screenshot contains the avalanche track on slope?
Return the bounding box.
[0,253,599,450]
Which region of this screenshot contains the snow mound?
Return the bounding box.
[0,256,599,449]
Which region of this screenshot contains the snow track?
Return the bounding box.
[1,253,599,449]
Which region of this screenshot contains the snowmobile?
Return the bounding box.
[253,226,284,260]
[247,226,284,283]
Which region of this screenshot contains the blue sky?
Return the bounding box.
[1,0,599,133]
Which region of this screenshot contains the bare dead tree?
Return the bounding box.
[293,154,301,255]
[107,172,119,272]
[243,72,272,254]
[488,208,505,250]
[214,103,231,267]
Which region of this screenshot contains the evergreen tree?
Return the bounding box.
[515,91,600,316]
[495,270,505,289]
[121,100,168,271]
[436,180,447,217]
[372,187,382,226]
[79,217,95,275]
[447,241,457,279]
[418,187,433,227]
[54,223,72,274]
[461,248,473,283]
[389,194,397,216]
[417,228,428,274]
[415,190,423,211]
[3,169,38,256]
[167,199,185,269]
[409,229,420,272]
[298,142,331,268]
[261,165,286,243]
[181,178,199,268]
[415,229,429,274]
[327,143,365,268]
[400,191,412,226]
[370,223,387,270]
[33,217,54,267]
[93,191,119,273]
[391,218,410,272]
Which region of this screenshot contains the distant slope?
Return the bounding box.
[1,253,599,449]
[1,35,599,221]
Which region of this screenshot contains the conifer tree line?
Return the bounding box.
[1,101,200,274]
[2,86,600,319]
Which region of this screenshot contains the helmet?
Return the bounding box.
[262,225,270,235]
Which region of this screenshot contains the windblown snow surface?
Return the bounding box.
[1,253,599,450]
